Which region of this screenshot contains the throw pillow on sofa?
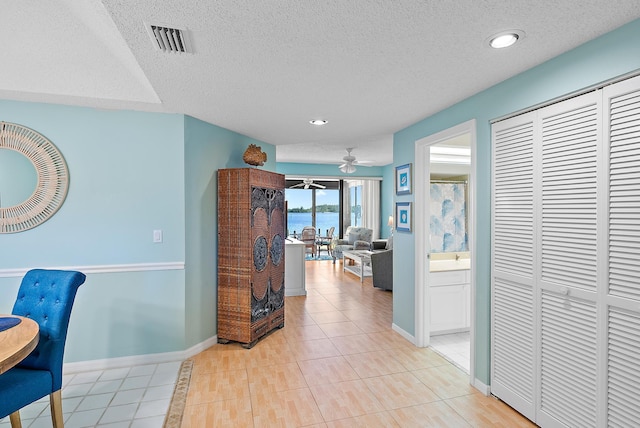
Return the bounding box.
[348,232,362,245]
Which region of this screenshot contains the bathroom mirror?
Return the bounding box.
[0,122,69,233]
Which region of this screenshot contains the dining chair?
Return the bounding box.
[316,226,335,257]
[300,226,317,258]
[0,269,86,427]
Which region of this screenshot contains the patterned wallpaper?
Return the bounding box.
[430,182,468,253]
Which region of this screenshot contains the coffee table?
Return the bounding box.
[342,250,373,283]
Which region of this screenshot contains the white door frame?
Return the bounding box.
[414,119,477,379]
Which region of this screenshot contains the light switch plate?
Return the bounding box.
[153,229,163,243]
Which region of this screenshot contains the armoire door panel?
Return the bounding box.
[252,207,270,302]
[270,206,285,293]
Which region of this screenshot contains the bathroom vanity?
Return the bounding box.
[429,254,470,335]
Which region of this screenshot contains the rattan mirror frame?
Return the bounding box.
[0,122,69,233]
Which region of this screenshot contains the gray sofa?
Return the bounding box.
[371,236,393,290]
[371,248,393,290]
[332,226,373,263]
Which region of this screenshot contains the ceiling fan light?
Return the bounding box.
[339,163,356,174]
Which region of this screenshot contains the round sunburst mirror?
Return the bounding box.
[0,122,69,233]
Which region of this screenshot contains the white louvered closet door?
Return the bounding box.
[537,92,602,428]
[492,74,640,428]
[604,75,640,428]
[491,111,536,421]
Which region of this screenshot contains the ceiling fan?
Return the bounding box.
[290,178,326,189]
[339,148,372,174]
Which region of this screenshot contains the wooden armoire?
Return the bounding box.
[217,168,285,348]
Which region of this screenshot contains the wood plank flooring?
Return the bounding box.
[182,260,536,427]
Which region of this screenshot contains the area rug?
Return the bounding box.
[163,359,193,428]
[305,254,334,261]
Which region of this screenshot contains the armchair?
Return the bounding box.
[0,269,86,427]
[332,226,373,263]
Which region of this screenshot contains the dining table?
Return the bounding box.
[0,314,39,375]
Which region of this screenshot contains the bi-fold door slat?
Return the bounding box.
[608,308,640,427]
[609,84,640,302]
[540,292,598,428]
[540,99,599,294]
[608,84,640,426]
[493,278,534,404]
[494,120,534,278]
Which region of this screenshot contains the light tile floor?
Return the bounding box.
[430,331,471,373]
[179,262,534,426]
[0,361,181,428]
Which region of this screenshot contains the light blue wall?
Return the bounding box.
[183,116,276,349]
[0,100,187,362]
[0,102,185,267]
[380,164,394,239]
[0,99,277,364]
[393,18,640,385]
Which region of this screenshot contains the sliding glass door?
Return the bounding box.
[285,180,339,238]
[343,179,380,239]
[285,178,380,239]
[349,183,363,227]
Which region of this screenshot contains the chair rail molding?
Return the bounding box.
[0,261,185,278]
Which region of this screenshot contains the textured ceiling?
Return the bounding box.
[1,1,639,166]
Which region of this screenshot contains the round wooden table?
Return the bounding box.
[0,315,39,375]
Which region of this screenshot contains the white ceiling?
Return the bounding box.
[2,1,639,166]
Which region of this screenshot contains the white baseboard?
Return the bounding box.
[391,323,416,345]
[473,377,491,395]
[183,335,219,359]
[63,335,218,374]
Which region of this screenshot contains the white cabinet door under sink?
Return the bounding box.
[430,269,470,334]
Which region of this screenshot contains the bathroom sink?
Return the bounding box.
[430,258,470,272]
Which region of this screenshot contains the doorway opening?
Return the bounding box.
[415,120,476,380]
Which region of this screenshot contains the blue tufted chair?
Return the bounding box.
[0,269,86,427]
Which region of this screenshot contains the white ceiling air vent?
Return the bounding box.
[146,24,192,53]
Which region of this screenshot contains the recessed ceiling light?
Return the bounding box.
[310,119,328,126]
[488,30,524,49]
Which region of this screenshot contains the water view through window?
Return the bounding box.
[286,187,339,237]
[285,179,366,238]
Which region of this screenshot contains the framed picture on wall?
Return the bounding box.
[396,202,412,232]
[395,163,412,195]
